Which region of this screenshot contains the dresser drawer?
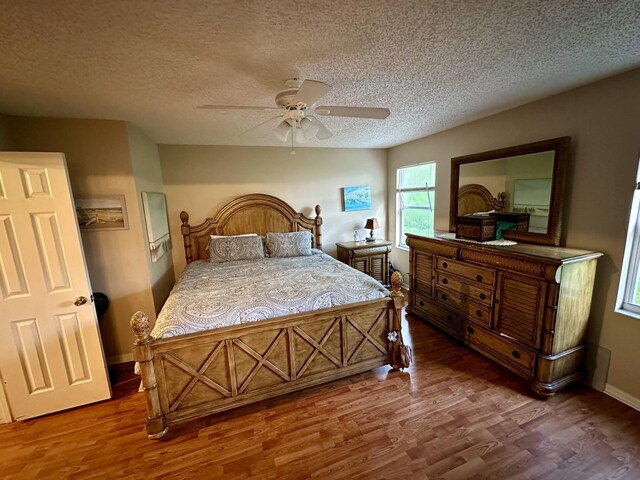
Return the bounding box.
[435,256,495,287]
[465,324,535,375]
[412,292,461,335]
[435,288,492,328]
[435,271,494,308]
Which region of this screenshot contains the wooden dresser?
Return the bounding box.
[336,240,392,285]
[406,233,602,396]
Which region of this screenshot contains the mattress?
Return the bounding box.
[151,252,389,339]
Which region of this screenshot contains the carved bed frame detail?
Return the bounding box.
[132,194,405,439]
[180,193,323,265]
[457,184,505,216]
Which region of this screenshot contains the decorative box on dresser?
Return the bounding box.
[336,240,392,285]
[406,233,603,396]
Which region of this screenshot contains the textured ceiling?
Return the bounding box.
[1,0,639,148]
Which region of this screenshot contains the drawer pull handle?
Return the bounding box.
[512,350,521,359]
[419,301,424,307]
[476,310,482,317]
[466,326,475,334]
[479,293,486,300]
[441,294,447,301]
[476,275,483,282]
[442,262,448,268]
[442,278,448,285]
[446,315,452,321]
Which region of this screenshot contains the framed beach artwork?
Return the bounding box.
[75,195,128,230]
[141,192,172,262]
[343,185,371,211]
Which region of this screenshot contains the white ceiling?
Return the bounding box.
[1,1,639,149]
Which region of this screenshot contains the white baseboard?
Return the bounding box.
[107,353,134,365]
[604,383,640,412]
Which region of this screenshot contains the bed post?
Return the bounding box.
[130,311,168,439]
[389,271,411,370]
[180,211,193,265]
[314,204,323,250]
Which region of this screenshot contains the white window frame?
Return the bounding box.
[616,170,640,318]
[396,162,435,250]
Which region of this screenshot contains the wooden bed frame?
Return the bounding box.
[457,184,506,216]
[131,194,406,439]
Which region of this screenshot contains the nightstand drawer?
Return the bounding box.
[435,256,495,287]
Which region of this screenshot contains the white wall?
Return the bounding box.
[387,68,640,403]
[159,145,387,276]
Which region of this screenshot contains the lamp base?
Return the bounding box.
[365,237,375,242]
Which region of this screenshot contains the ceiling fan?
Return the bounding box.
[198,79,390,145]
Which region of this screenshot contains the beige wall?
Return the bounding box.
[387,68,640,402]
[159,145,387,276]
[8,117,157,363]
[127,124,175,314]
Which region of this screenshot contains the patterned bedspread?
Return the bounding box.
[151,252,390,339]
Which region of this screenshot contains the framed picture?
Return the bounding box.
[75,195,128,230]
[343,185,371,211]
[141,192,172,262]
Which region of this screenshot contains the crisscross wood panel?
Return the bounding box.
[151,301,393,428]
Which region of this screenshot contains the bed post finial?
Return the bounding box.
[130,311,168,439]
[180,210,193,265]
[131,311,151,344]
[314,204,323,250]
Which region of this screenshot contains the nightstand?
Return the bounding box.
[336,239,392,285]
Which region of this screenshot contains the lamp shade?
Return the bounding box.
[273,120,292,142]
[364,218,379,230]
[300,117,320,139]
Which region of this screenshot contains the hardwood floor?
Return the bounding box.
[1,312,639,480]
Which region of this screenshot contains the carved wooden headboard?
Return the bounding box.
[458,184,506,216]
[180,193,323,264]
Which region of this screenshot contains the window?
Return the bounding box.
[617,162,640,317]
[396,162,435,249]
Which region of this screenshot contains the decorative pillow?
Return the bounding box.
[208,235,265,262]
[206,233,257,250]
[265,231,313,258]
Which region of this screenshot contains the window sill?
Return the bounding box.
[614,307,640,321]
[395,244,409,252]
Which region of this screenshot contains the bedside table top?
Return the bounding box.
[336,239,392,250]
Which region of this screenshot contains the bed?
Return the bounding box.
[130,194,408,439]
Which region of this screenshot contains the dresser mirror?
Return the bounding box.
[449,137,570,246]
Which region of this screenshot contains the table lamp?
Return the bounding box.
[364,218,379,242]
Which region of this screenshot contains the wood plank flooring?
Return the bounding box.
[1,312,639,479]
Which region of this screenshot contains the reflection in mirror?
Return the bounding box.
[450,137,569,246]
[459,151,554,234]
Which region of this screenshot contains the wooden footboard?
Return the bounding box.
[131,275,406,439]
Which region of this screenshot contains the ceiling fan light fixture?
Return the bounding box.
[300,117,320,139]
[294,127,309,144]
[273,120,292,142]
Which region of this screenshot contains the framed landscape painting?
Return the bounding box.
[75,195,128,230]
[343,185,371,211]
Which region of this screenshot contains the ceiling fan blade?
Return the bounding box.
[237,115,283,137]
[314,106,390,119]
[198,105,279,112]
[292,80,331,107]
[308,116,333,140]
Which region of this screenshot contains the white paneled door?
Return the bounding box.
[0,152,111,421]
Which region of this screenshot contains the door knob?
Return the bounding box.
[74,296,88,306]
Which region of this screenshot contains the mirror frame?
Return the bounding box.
[449,136,570,246]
